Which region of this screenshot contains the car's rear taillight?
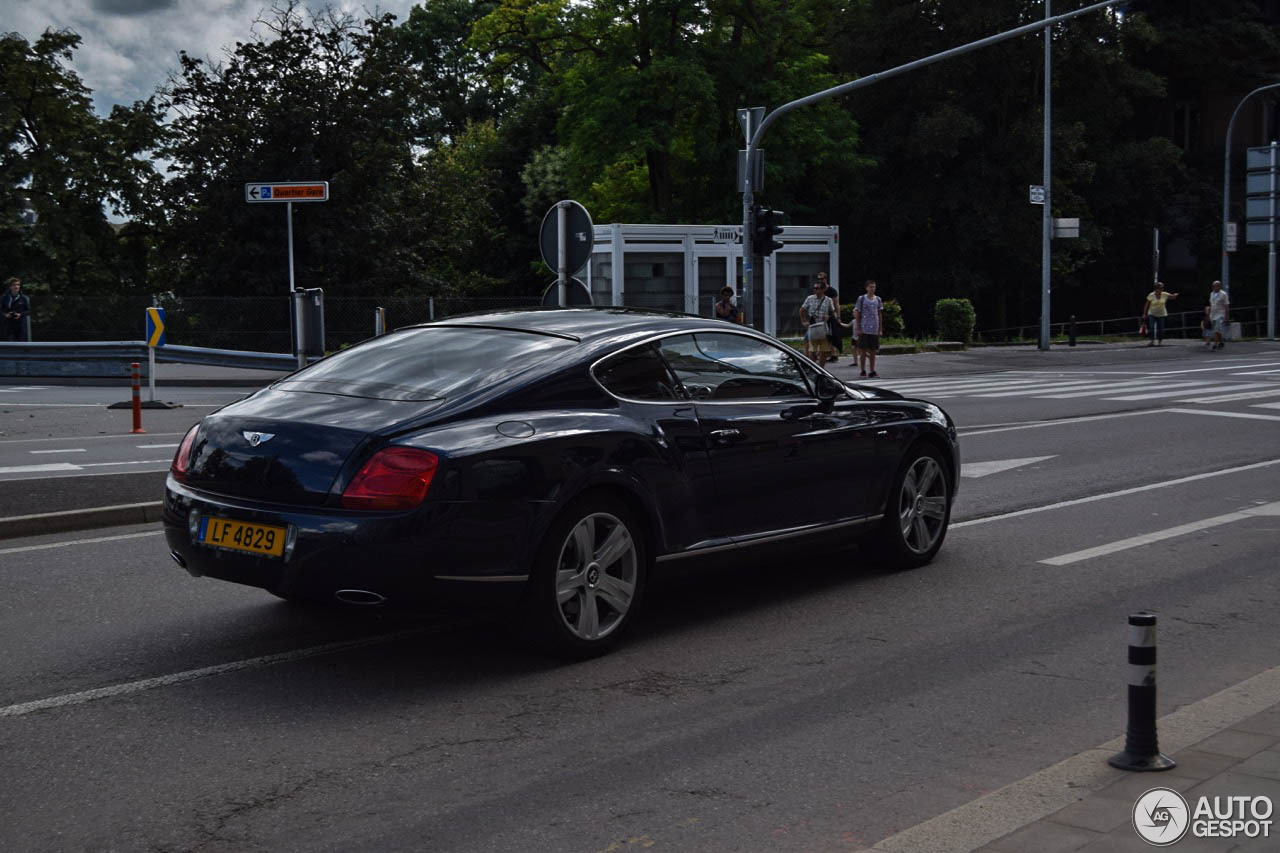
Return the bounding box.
[341,447,439,510]
[171,424,199,481]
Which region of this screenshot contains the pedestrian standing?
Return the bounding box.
[854,279,884,378]
[714,286,739,322]
[2,277,31,341]
[799,279,835,367]
[819,273,842,362]
[1141,281,1178,347]
[1206,280,1229,351]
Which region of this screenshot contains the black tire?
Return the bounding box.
[877,443,952,568]
[521,495,648,659]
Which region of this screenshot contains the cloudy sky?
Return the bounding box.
[9,0,418,115]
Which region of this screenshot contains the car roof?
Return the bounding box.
[413,306,742,344]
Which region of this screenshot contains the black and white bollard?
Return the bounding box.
[1108,612,1176,771]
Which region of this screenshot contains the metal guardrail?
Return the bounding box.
[0,340,300,377]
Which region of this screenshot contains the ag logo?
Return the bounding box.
[1133,787,1190,846]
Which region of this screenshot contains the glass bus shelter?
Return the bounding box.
[585,223,840,338]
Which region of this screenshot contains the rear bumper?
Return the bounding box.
[163,476,539,607]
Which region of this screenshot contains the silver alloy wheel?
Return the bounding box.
[896,455,948,555]
[554,512,639,641]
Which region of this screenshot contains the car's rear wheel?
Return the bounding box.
[878,443,951,568]
[523,495,646,658]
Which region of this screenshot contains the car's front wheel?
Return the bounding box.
[522,495,647,658]
[878,443,952,567]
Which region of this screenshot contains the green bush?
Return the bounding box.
[882,298,905,337]
[934,298,976,343]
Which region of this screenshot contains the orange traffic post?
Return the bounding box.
[130,362,145,434]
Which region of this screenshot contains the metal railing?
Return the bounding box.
[975,305,1271,343]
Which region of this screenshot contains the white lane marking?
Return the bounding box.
[0,462,81,474]
[136,443,180,449]
[952,458,1280,529]
[960,456,1056,478]
[1103,384,1235,401]
[1172,387,1280,404]
[1150,360,1280,376]
[960,409,1161,437]
[0,530,162,556]
[0,432,185,445]
[0,467,172,483]
[79,459,171,468]
[1039,501,1280,565]
[0,403,102,408]
[29,448,86,454]
[1165,407,1280,422]
[0,623,466,719]
[1256,401,1280,410]
[1234,368,1280,376]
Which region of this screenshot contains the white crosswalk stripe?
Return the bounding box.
[1172,385,1280,404]
[866,371,1280,404]
[1255,401,1280,410]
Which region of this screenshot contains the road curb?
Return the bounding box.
[0,502,165,540]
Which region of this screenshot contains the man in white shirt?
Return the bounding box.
[1207,280,1229,351]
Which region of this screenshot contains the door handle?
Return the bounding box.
[709,428,743,444]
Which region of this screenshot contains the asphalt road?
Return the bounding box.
[2,341,1279,851]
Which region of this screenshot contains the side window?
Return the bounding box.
[594,342,684,401]
[658,333,811,401]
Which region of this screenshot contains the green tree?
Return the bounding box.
[1,29,164,337]
[470,0,866,225]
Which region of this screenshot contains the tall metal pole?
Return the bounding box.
[739,0,1115,340]
[1270,141,1277,339]
[1039,0,1052,352]
[557,201,568,306]
[1221,83,1280,295]
[287,201,296,293]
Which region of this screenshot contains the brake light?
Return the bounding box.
[342,447,439,510]
[171,424,199,481]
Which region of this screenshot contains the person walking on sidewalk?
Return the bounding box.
[1206,279,1229,351]
[854,279,884,378]
[1141,281,1178,346]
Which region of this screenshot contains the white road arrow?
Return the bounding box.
[960,455,1057,478]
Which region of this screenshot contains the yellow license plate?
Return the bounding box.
[198,517,286,558]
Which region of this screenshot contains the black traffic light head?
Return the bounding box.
[752,205,785,256]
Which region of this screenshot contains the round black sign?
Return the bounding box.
[539,200,594,274]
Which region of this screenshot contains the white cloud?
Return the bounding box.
[7,0,417,114]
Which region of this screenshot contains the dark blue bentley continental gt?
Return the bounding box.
[164,308,959,656]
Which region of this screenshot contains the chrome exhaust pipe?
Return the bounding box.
[169,550,187,568]
[335,589,387,606]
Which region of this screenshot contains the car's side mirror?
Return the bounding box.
[814,374,843,411]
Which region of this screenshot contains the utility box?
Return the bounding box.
[290,287,325,359]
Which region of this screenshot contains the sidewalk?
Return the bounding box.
[870,665,1280,852]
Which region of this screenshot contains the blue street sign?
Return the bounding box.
[146,307,166,347]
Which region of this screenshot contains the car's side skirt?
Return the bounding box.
[655,515,883,563]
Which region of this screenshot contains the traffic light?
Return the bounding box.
[751,204,784,256]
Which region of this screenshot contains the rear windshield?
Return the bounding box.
[273,326,577,401]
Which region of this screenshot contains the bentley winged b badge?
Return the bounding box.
[241,431,275,447]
